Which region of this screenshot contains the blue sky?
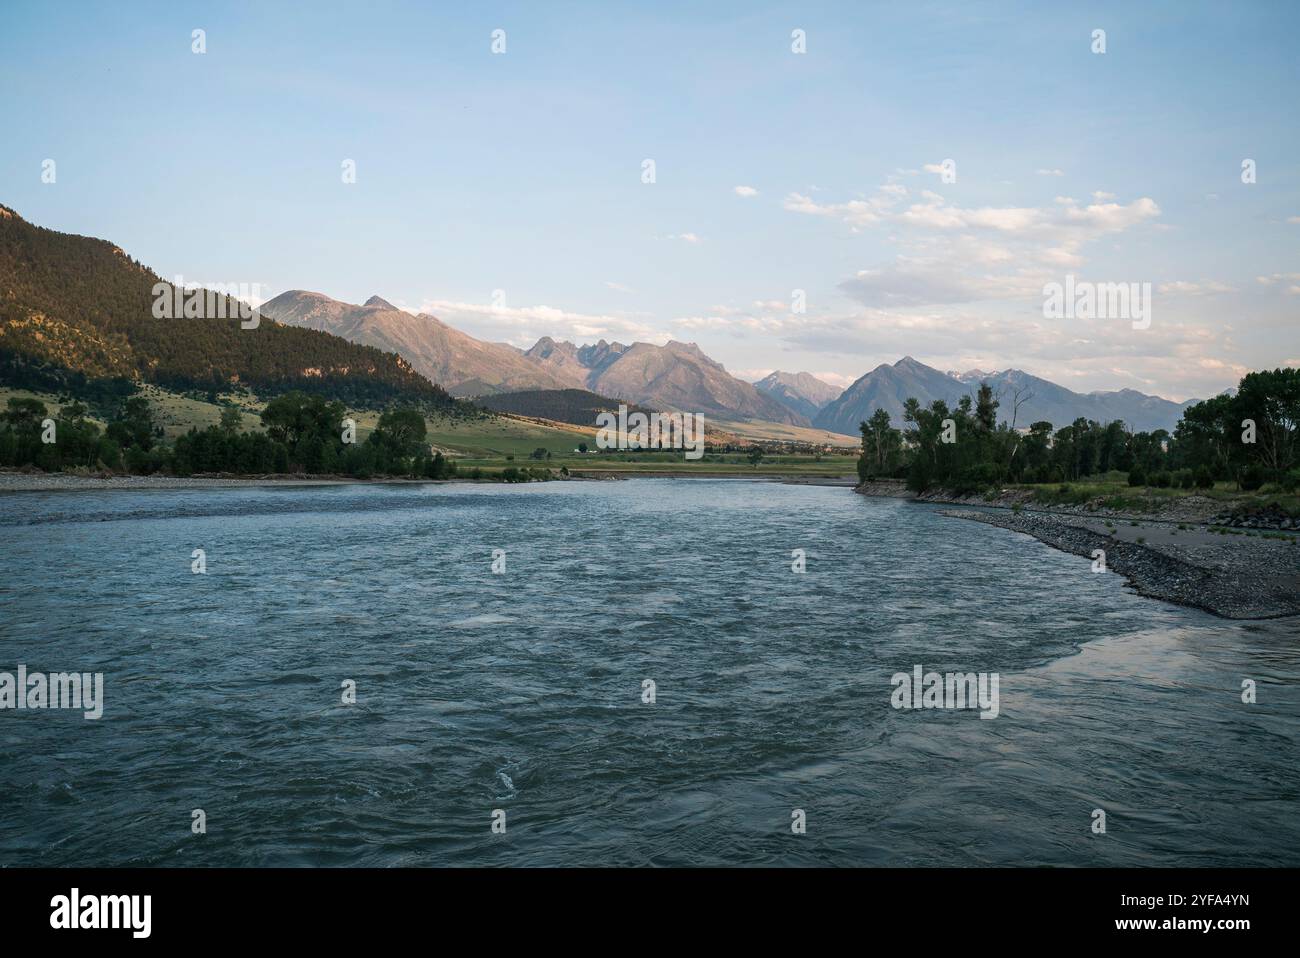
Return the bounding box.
[2,0,1296,400]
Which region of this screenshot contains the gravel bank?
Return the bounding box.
[943,508,1300,620]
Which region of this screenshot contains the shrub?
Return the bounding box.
[905,458,934,493]
[951,462,1002,495]
[1127,468,1146,487]
[1239,464,1265,492]
[1193,466,1215,489]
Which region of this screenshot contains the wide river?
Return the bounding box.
[1,478,1296,866]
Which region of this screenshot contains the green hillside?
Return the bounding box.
[0,205,456,411]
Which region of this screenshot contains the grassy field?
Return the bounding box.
[0,384,267,440]
[422,414,592,457]
[0,387,110,427]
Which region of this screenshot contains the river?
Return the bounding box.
[1,478,1296,866]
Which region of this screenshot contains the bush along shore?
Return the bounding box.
[855,479,1300,619]
[855,478,1300,528]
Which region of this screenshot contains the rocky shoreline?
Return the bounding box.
[943,509,1300,619]
[855,479,1300,619]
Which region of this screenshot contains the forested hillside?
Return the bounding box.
[0,205,456,410]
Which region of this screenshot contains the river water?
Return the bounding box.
[1,478,1296,866]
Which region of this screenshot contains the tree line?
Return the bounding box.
[0,390,551,483]
[857,368,1300,494]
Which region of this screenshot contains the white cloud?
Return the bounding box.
[790,182,1160,247]
[1036,168,1065,176]
[1157,280,1236,295]
[666,232,703,244]
[786,182,1161,309]
[417,298,669,343]
[673,313,784,333]
[751,176,1284,398]
[812,370,858,388]
[733,185,759,197]
[782,184,909,228]
[1256,273,1300,294]
[839,260,1040,308]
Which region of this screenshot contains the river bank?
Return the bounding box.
[856,479,1300,619]
[944,507,1300,619]
[851,479,1297,619]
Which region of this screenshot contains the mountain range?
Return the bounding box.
[523,336,803,424]
[259,291,1196,433]
[256,290,571,396]
[813,357,1196,435]
[2,207,1199,435]
[259,291,806,425]
[753,370,843,420]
